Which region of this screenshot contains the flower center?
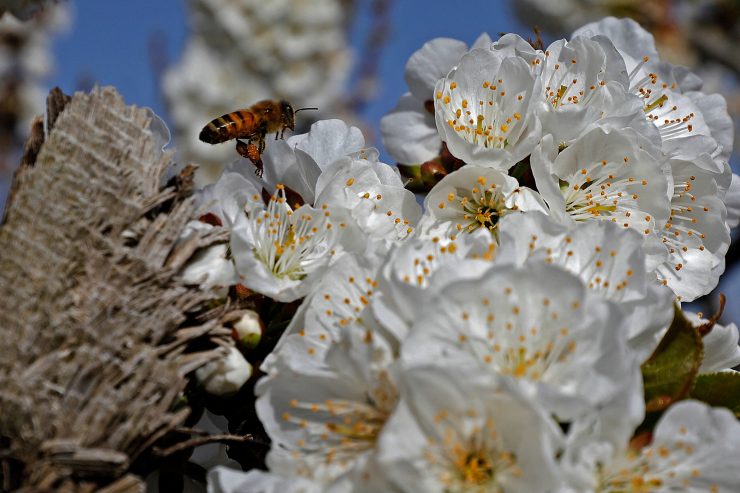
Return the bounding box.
[559,160,647,231]
[250,185,339,280]
[596,451,667,493]
[542,51,606,109]
[450,291,580,383]
[626,56,700,143]
[283,373,396,469]
[461,187,507,232]
[436,80,526,149]
[436,175,517,237]
[431,425,520,493]
[454,447,496,486]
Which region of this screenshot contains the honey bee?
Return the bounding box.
[198,100,317,176]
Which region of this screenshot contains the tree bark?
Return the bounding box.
[0,87,237,491]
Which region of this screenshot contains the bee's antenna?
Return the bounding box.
[294,107,319,114]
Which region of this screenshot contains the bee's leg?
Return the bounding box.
[235,139,251,159]
[275,132,279,141]
[253,158,264,177]
[236,139,265,177]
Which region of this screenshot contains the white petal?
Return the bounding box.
[497,211,675,362]
[288,119,365,171]
[435,49,542,168]
[683,312,740,373]
[572,17,659,72]
[208,467,320,493]
[196,347,251,396]
[377,364,562,493]
[197,170,261,227]
[262,140,318,205]
[403,262,641,422]
[314,155,421,241]
[405,37,468,100]
[724,173,740,230]
[687,91,734,162]
[180,242,237,292]
[379,92,440,164]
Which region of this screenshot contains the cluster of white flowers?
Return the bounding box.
[180,17,740,493]
[164,0,352,184]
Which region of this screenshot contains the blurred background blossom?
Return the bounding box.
[164,0,355,183]
[0,2,68,179]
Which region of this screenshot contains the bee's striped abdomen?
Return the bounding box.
[198,110,257,144]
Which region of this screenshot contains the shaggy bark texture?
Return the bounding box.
[0,87,238,492]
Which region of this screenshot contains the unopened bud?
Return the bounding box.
[421,160,447,187]
[196,347,252,396]
[439,142,465,171]
[424,99,435,114]
[233,310,263,350]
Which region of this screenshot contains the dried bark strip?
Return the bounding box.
[0,87,237,491]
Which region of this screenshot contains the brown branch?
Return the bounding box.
[153,434,260,458]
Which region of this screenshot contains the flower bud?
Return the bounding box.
[233,310,263,350]
[196,347,251,396]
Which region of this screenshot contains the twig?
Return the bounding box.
[153,434,260,458]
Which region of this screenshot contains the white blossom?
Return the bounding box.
[535,35,645,146]
[230,185,359,302]
[247,119,422,242]
[495,212,674,362]
[402,261,643,429]
[573,17,733,164]
[531,128,671,269]
[434,47,543,169]
[561,401,740,493]
[422,164,547,237]
[254,252,401,489]
[313,149,421,242]
[654,159,730,301]
[377,364,563,493]
[380,34,491,165]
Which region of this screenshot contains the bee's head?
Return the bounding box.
[280,101,295,130]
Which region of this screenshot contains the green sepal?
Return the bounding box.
[689,372,740,417]
[641,304,704,413]
[397,164,427,193]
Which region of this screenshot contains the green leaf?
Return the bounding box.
[641,305,704,413]
[690,372,740,417]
